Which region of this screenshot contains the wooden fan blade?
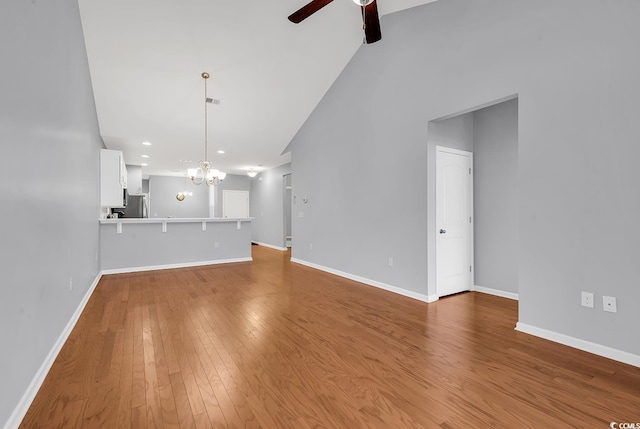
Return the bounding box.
[362,1,382,44]
[288,0,335,24]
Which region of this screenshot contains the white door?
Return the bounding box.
[436,146,473,297]
[283,174,292,247]
[222,190,249,218]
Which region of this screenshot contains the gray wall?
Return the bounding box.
[149,175,209,218]
[212,174,251,218]
[0,0,104,426]
[429,112,475,152]
[474,99,519,294]
[250,163,292,248]
[148,174,250,219]
[125,164,143,194]
[289,0,640,356]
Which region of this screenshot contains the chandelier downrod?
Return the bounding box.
[188,72,226,187]
[202,72,209,163]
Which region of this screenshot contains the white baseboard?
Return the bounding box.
[252,241,287,251]
[515,322,640,368]
[472,284,519,300]
[290,258,438,303]
[101,257,253,275]
[3,272,103,429]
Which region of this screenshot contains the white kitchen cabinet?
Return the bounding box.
[100,149,127,208]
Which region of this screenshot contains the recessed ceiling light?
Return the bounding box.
[142,141,152,146]
[217,150,225,154]
[141,154,149,158]
[141,163,148,166]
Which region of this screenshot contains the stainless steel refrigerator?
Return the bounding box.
[121,194,147,218]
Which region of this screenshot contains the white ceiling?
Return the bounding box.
[78,0,437,178]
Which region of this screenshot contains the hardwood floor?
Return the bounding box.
[20,245,640,428]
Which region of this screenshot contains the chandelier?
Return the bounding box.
[188,72,226,186]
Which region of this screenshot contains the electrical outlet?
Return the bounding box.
[581,292,594,308]
[388,257,394,267]
[214,242,219,248]
[603,296,617,313]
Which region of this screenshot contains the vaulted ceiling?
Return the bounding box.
[78,0,437,177]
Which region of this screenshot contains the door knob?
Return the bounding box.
[439,229,446,234]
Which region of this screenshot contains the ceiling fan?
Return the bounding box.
[288,0,382,44]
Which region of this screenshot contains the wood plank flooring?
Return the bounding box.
[20,245,640,428]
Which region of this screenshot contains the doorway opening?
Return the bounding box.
[222,190,249,218]
[428,96,519,300]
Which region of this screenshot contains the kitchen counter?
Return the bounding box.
[99,217,253,273]
[99,216,252,231]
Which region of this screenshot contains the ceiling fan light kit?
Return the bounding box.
[189,72,226,187]
[288,0,382,44]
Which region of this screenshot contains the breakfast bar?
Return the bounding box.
[99,217,253,273]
